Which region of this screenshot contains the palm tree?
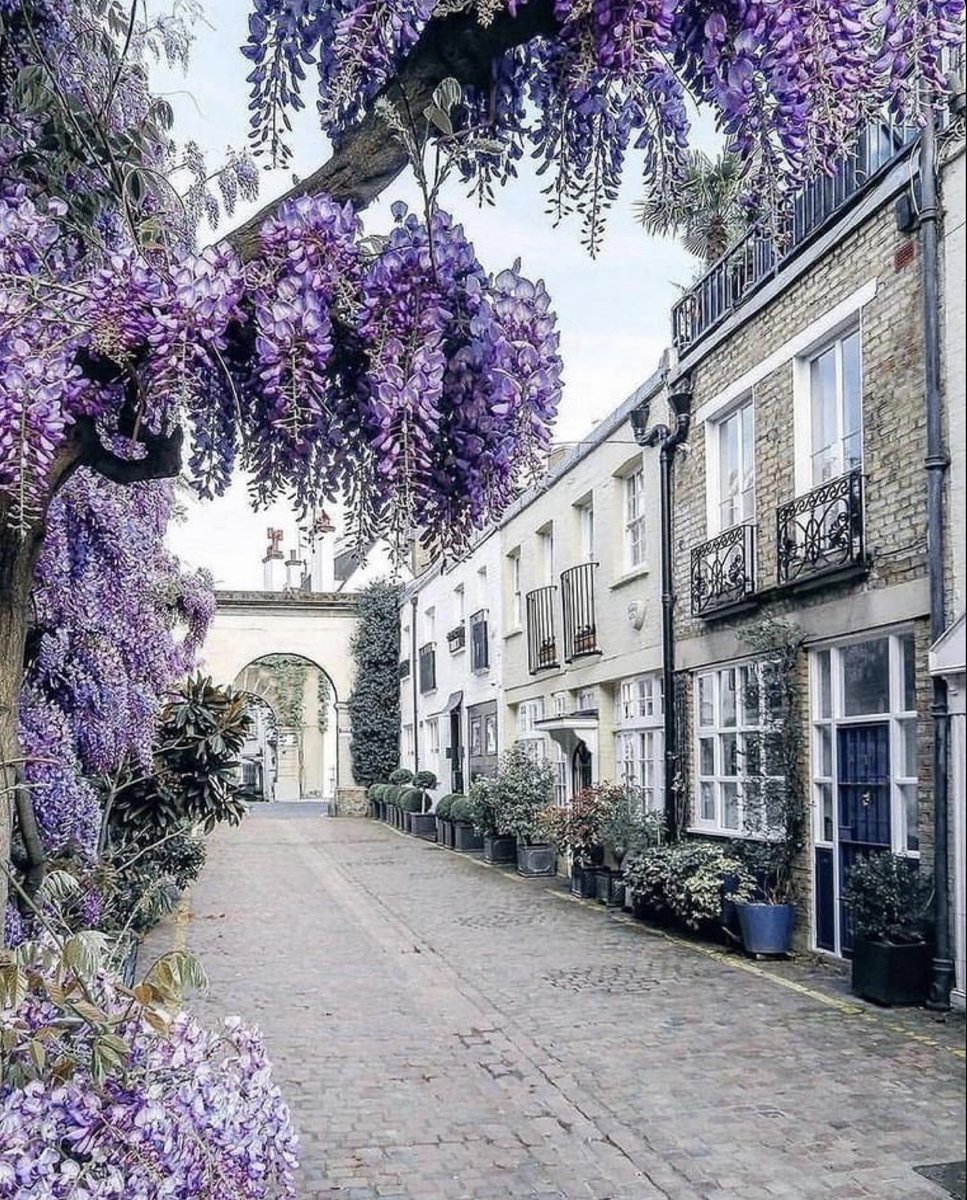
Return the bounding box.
[635,150,749,266]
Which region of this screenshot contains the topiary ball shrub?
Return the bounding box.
[389,768,415,785]
[434,795,455,820]
[398,787,424,813]
[383,785,401,806]
[413,770,437,790]
[449,795,475,823]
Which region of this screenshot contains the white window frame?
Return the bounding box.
[692,663,780,836]
[614,671,664,813]
[538,526,555,585]
[403,723,415,759]
[576,496,595,562]
[554,744,568,807]
[793,322,863,495]
[516,697,546,762]
[508,550,522,630]
[424,606,436,643]
[428,718,441,761]
[705,395,756,535]
[624,469,646,570]
[616,673,663,723]
[453,585,465,623]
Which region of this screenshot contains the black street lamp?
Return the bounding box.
[632,377,692,838]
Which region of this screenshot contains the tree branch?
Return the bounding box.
[227,0,557,260]
[77,418,184,485]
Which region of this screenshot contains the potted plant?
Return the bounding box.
[729,839,799,956]
[449,794,484,852]
[434,793,455,847]
[843,852,933,1005]
[624,841,753,935]
[600,792,664,908]
[467,776,514,863]
[492,743,557,877]
[540,785,619,898]
[408,771,438,839]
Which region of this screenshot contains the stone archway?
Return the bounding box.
[235,692,279,802]
[234,656,337,802]
[200,590,364,811]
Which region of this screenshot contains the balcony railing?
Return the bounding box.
[691,524,756,617]
[526,586,558,674]
[672,114,919,354]
[446,623,466,652]
[470,609,489,672]
[418,643,437,694]
[561,562,600,660]
[399,658,410,680]
[776,468,866,587]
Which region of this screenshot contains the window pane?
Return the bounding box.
[741,404,755,509]
[721,669,737,727]
[740,665,759,725]
[719,410,740,523]
[700,781,715,821]
[741,732,761,777]
[699,737,715,776]
[721,732,738,776]
[842,638,890,715]
[900,632,917,712]
[901,783,919,853]
[722,782,740,829]
[810,346,838,481]
[698,676,715,727]
[900,719,918,778]
[815,650,832,719]
[815,725,832,777]
[841,330,862,449]
[817,782,834,843]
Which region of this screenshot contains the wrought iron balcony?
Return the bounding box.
[418,643,437,694]
[776,468,866,587]
[691,524,757,617]
[526,586,558,674]
[399,658,410,680]
[561,562,600,660]
[672,114,919,354]
[446,623,466,652]
[469,609,489,672]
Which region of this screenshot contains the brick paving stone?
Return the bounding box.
[145,806,967,1200]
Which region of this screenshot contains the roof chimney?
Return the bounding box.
[262,527,286,591]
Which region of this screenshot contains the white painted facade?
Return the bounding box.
[399,529,504,802]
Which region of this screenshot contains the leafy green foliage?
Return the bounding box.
[434,794,461,820]
[843,853,932,943]
[349,582,402,787]
[389,768,414,785]
[465,776,501,834]
[105,676,250,841]
[489,743,555,844]
[623,841,754,931]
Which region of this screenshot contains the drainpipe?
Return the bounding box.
[411,595,420,776]
[919,101,954,1010]
[632,378,693,839]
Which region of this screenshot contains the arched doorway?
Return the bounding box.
[233,655,338,802]
[236,693,278,802]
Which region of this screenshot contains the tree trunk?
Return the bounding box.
[0,523,42,927]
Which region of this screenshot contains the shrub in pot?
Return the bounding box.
[408,774,439,839]
[467,777,514,862]
[598,789,665,907]
[843,852,933,1005]
[449,794,484,852]
[389,768,415,785]
[729,839,800,956]
[540,785,623,897]
[397,786,422,832]
[489,744,556,876]
[434,793,455,846]
[383,783,402,827]
[623,841,753,933]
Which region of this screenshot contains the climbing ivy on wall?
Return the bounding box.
[259,655,309,728]
[317,674,331,735]
[348,580,402,787]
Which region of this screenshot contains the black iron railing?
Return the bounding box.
[691,524,757,616]
[672,115,919,353]
[399,658,410,680]
[561,563,600,660]
[470,609,489,672]
[776,468,866,586]
[418,643,436,693]
[526,586,558,674]
[446,623,466,652]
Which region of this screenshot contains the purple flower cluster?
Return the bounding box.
[20,471,215,853]
[0,996,298,1198]
[244,0,965,242]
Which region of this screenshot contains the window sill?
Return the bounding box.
[504,627,524,639]
[609,564,651,590]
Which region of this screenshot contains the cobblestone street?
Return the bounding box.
[159,806,966,1200]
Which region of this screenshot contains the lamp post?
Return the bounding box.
[631,378,692,839]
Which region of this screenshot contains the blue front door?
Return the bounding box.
[837,723,891,952]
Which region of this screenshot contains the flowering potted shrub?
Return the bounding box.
[449,794,485,852]
[843,853,933,1006]
[491,744,556,877]
[540,785,621,898]
[467,776,514,862]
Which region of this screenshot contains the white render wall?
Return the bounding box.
[399,529,504,801]
[942,144,966,618]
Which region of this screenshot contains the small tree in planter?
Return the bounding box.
[540,785,622,898]
[449,794,484,852]
[844,853,933,1006]
[434,794,457,847]
[599,792,665,907]
[466,777,510,861]
[492,744,556,877]
[408,773,438,839]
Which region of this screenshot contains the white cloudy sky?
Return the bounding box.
[159,0,711,587]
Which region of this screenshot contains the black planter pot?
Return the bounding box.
[410,812,437,841]
[517,843,556,877]
[735,902,796,956]
[453,821,484,852]
[389,805,400,829]
[403,810,415,834]
[851,936,931,1006]
[570,863,600,898]
[483,833,517,864]
[595,868,625,908]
